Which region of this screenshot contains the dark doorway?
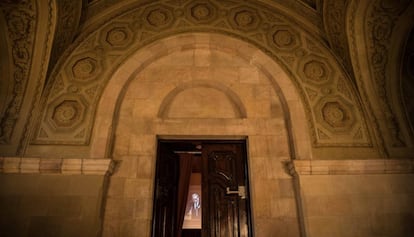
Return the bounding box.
[151,140,252,237]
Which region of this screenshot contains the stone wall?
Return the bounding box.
[0,174,106,237]
[293,160,414,237]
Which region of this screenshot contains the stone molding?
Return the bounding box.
[288,159,414,175]
[0,157,114,175]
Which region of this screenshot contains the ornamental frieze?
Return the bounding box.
[0,1,35,144]
[34,0,371,147]
[366,0,411,147]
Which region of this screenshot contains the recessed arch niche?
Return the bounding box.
[157,80,247,119]
[95,33,309,236]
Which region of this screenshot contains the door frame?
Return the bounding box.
[151,138,253,237]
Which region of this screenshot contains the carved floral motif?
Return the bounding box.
[101,22,134,50]
[298,55,333,86]
[322,102,349,128]
[106,28,127,45]
[52,100,81,127]
[229,6,261,31]
[146,7,173,28]
[315,96,356,134]
[268,25,300,51]
[46,97,86,132]
[304,61,327,83]
[72,57,98,80]
[186,1,218,24]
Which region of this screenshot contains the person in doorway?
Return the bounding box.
[187,193,201,217]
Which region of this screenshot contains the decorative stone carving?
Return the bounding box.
[52,100,82,127]
[305,87,318,101]
[47,0,82,77]
[322,102,351,128]
[336,77,352,100]
[46,97,86,131]
[144,5,175,30]
[323,0,353,74]
[72,58,98,79]
[66,54,102,82]
[365,0,411,147]
[51,75,65,97]
[107,28,128,45]
[229,6,261,31]
[304,61,327,82]
[0,1,35,144]
[267,25,301,51]
[101,22,133,49]
[36,0,371,147]
[317,129,330,139]
[186,1,218,24]
[315,96,356,133]
[348,0,388,155]
[298,55,333,85]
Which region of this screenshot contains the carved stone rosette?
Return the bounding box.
[34,0,372,147]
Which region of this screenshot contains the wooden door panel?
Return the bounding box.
[207,184,240,237]
[152,144,179,237]
[202,142,250,237]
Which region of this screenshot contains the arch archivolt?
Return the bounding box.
[32,0,372,153]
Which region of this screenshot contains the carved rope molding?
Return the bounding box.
[0,157,115,175]
[35,0,371,147]
[288,159,414,175]
[0,0,36,144]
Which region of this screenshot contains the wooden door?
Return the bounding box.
[202,142,251,237]
[152,143,179,237]
[152,141,251,237]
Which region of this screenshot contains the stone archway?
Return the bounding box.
[31,0,373,160]
[98,33,307,237]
